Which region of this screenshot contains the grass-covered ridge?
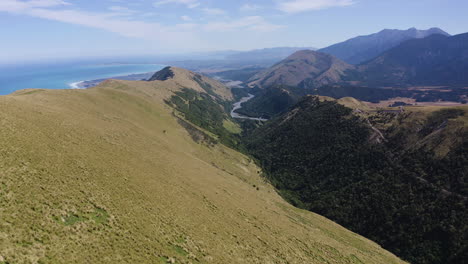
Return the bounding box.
[0,70,405,263]
[166,87,243,149]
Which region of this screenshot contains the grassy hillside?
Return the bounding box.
[247,50,353,89]
[245,96,467,264]
[0,73,404,263]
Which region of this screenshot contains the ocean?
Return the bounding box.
[0,60,165,95]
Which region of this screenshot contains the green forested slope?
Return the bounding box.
[246,96,468,264]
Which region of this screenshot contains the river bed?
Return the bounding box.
[230,94,268,121]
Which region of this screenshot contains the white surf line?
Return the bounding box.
[67,70,160,90]
[69,81,85,89]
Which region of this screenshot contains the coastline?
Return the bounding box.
[69,81,85,89]
[67,71,157,89]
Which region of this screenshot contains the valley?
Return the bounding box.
[0,67,407,264]
[1,10,467,263]
[1,56,466,264]
[244,96,467,264]
[180,35,468,262]
[230,93,267,121]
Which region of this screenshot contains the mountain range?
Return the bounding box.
[245,32,468,108]
[1,26,467,264]
[359,33,468,86]
[319,27,450,64]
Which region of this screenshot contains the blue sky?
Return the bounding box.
[0,0,467,63]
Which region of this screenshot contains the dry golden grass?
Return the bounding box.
[366,96,466,108]
[0,75,404,263]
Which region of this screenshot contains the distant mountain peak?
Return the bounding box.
[427,27,449,33]
[379,27,448,35]
[247,31,468,90]
[286,49,322,60]
[358,32,468,86]
[319,27,450,64]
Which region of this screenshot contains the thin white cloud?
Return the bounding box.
[28,9,167,38]
[0,0,69,11]
[108,6,135,13]
[0,0,190,44]
[153,0,200,9]
[203,16,283,32]
[25,0,70,7]
[201,7,225,15]
[0,0,283,53]
[141,12,158,17]
[175,23,197,30]
[181,15,192,21]
[240,4,262,12]
[278,0,354,13]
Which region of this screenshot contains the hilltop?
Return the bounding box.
[146,66,233,101]
[0,68,404,263]
[247,50,353,89]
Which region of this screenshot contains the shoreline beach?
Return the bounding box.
[67,71,157,89]
[69,81,85,89]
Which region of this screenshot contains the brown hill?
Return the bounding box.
[247,50,354,89]
[148,66,233,101]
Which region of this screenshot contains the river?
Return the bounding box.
[230,94,268,121]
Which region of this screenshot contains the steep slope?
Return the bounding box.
[359,33,468,86]
[248,50,354,89]
[234,86,305,119]
[0,70,405,263]
[246,96,468,264]
[319,27,450,64]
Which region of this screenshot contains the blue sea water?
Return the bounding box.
[0,60,165,95]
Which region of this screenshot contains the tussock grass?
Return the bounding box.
[0,74,405,263]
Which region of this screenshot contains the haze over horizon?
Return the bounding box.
[0,0,467,63]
